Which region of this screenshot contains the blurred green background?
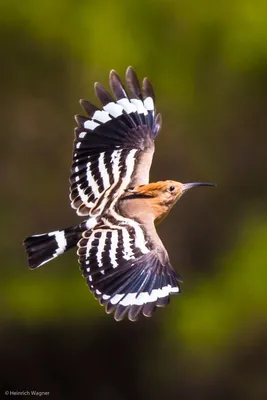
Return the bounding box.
[1,0,267,398]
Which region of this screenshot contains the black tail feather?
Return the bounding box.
[23,225,83,269]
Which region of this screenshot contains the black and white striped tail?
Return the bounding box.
[23,225,83,269]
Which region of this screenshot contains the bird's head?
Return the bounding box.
[127,180,215,223]
[131,180,215,205]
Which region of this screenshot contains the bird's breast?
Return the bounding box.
[118,197,155,223]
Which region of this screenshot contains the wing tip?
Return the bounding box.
[109,68,119,78]
[125,65,135,76]
[79,99,99,117]
[142,77,155,101]
[94,81,113,105]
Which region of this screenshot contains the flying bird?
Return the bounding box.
[23,67,214,321]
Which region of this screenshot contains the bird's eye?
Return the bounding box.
[169,185,175,192]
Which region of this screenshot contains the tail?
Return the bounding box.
[23,225,83,269]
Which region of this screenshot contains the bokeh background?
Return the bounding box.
[1,0,267,398]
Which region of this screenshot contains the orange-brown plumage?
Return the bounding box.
[123,180,184,224]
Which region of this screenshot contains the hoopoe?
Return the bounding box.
[23,67,214,321]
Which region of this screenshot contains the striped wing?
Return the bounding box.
[70,66,162,216]
[78,218,181,321]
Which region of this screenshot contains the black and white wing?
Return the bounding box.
[70,67,162,216]
[78,218,182,321]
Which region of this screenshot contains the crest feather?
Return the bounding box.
[129,181,169,197]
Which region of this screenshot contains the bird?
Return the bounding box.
[23,66,215,322]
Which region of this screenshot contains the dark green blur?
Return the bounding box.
[1,0,267,398]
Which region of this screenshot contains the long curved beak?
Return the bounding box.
[182,182,216,192]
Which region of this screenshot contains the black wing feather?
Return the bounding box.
[109,70,128,101]
[78,221,181,321]
[94,82,114,106]
[126,66,143,99]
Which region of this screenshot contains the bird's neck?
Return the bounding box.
[119,189,171,225]
[153,200,172,225]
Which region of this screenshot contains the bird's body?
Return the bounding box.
[24,67,214,321]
